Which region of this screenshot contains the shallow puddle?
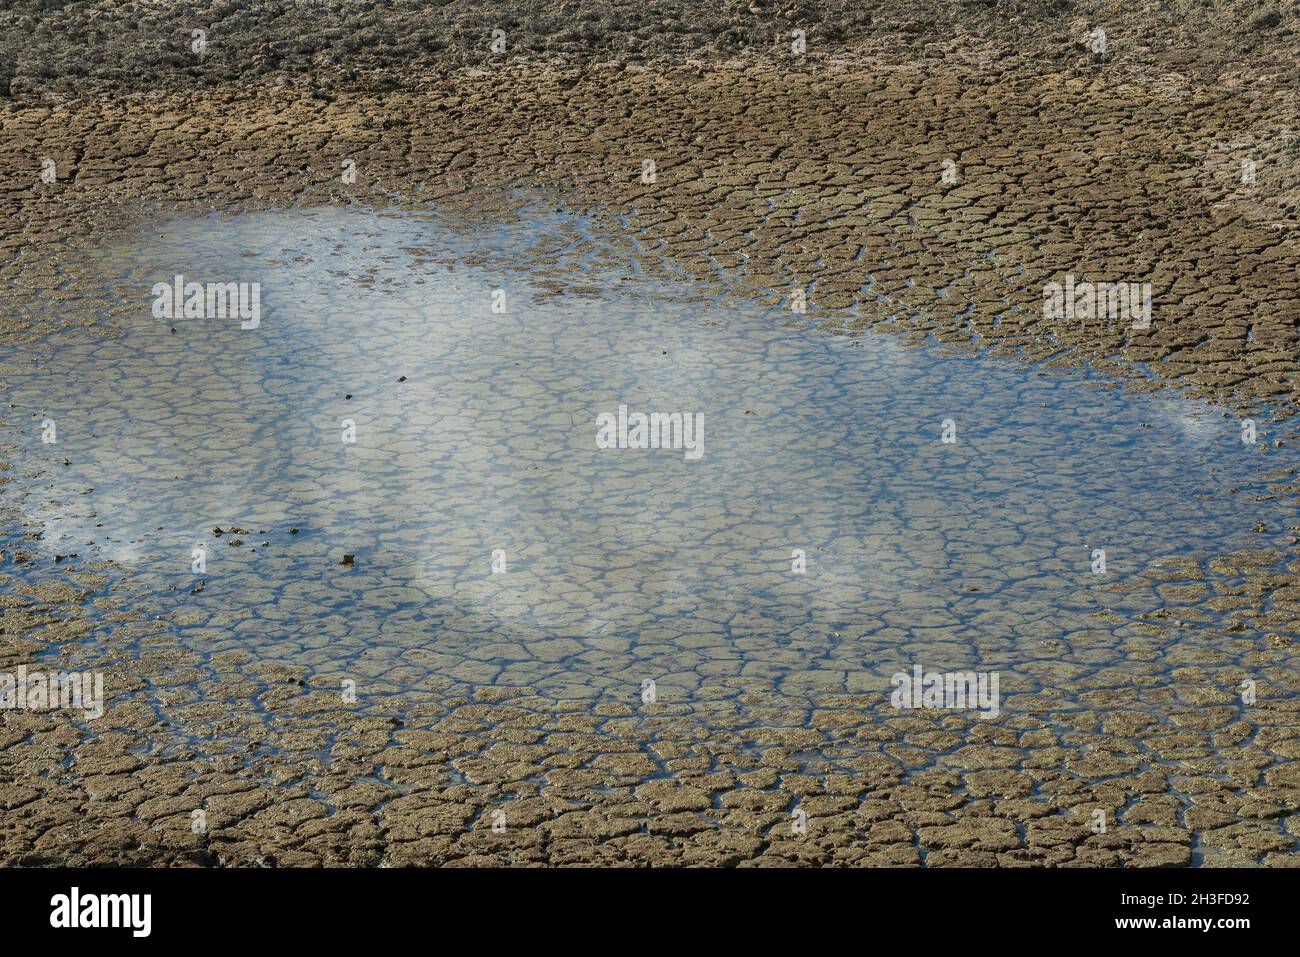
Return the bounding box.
[3,203,1298,750]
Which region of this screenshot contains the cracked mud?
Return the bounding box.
[1,2,1299,867]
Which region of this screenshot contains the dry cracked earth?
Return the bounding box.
[1,2,1300,867]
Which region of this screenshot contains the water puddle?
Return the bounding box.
[3,203,1298,747]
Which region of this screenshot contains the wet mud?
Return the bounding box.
[2,3,1300,867]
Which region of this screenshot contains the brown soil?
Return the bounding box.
[2,3,1300,866]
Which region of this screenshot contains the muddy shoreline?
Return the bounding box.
[4,54,1298,410]
[3,7,1300,866]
